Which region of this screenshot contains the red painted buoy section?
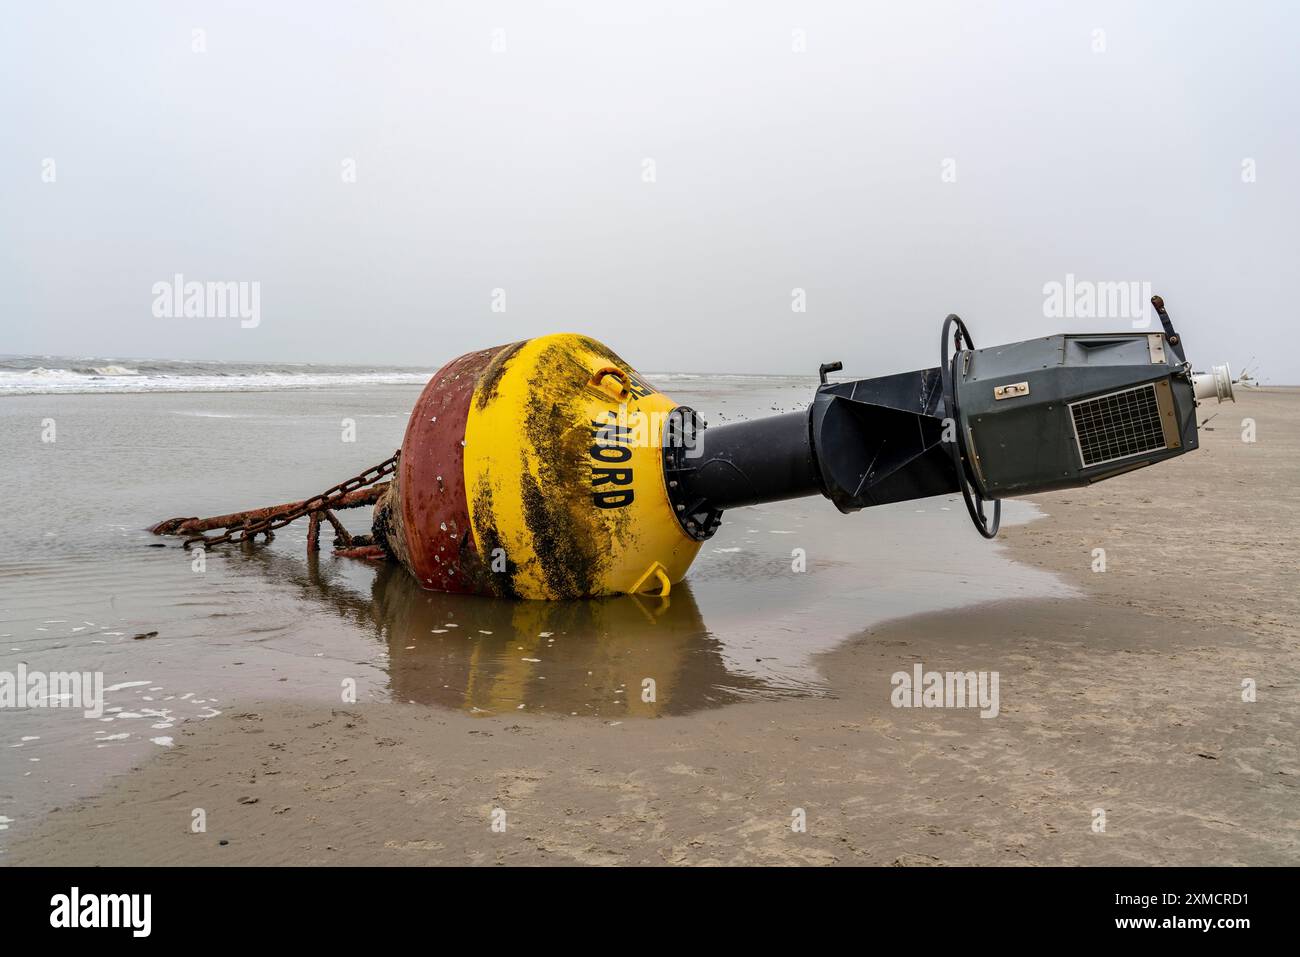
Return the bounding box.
[373,342,520,594]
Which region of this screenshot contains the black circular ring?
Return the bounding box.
[940,314,1001,539]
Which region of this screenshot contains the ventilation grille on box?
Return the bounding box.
[1070,383,1167,468]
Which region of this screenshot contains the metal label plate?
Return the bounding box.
[994,381,1030,400]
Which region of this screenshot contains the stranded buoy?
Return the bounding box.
[155,299,1225,603]
[370,333,702,600]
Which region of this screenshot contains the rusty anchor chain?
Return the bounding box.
[151,452,400,552]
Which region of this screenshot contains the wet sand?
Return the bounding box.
[4,388,1298,865]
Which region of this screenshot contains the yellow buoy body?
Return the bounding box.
[374,334,702,600]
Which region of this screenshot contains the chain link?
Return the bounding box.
[183,451,399,550]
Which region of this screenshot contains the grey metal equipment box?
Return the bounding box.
[955,333,1199,499]
[667,301,1208,542]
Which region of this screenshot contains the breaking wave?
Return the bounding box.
[0,356,434,396]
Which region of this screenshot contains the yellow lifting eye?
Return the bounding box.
[589,366,631,401]
[630,560,672,598]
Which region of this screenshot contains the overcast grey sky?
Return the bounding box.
[3,1,1297,380]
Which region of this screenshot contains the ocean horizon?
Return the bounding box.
[0,355,812,396]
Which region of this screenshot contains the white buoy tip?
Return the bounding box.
[1192,363,1235,403]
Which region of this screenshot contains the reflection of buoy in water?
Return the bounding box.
[155,298,1227,602]
[371,333,701,600]
[363,562,762,716]
[227,547,768,716]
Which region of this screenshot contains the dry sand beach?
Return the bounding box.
[3,386,1297,866]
